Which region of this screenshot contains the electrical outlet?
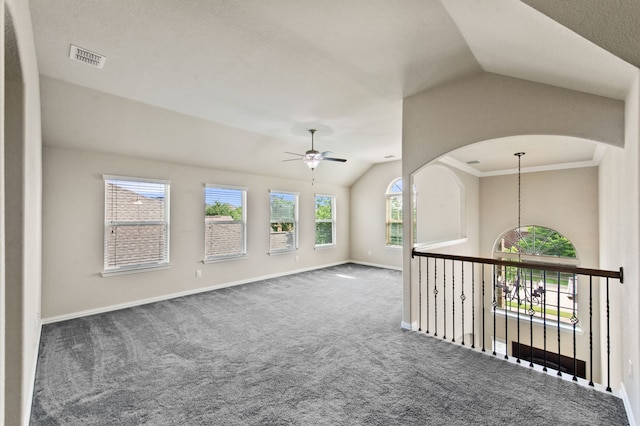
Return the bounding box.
[196,270,202,278]
[629,359,633,379]
[368,250,372,256]
[295,256,299,262]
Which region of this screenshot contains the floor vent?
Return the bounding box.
[512,342,586,379]
[69,44,106,69]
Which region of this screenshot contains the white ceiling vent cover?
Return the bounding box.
[69,44,106,69]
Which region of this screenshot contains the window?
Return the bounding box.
[103,175,170,275]
[386,178,403,246]
[269,191,298,253]
[205,184,247,261]
[494,225,579,324]
[315,194,336,247]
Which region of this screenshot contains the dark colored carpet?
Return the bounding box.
[31,263,628,425]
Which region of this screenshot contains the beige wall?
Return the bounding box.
[349,160,402,269]
[42,147,350,319]
[413,163,478,244]
[403,72,625,180]
[600,71,640,420]
[4,0,43,424]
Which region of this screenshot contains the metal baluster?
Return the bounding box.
[426,257,430,334]
[452,261,456,343]
[543,270,548,372]
[472,263,475,349]
[493,265,497,356]
[434,259,438,337]
[516,268,527,364]
[557,271,562,377]
[606,277,611,392]
[418,257,422,332]
[504,267,509,360]
[588,275,593,386]
[529,268,534,367]
[482,264,486,352]
[461,261,466,346]
[571,273,578,381]
[443,259,447,340]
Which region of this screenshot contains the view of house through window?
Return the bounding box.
[205,185,247,261]
[104,176,170,273]
[269,191,298,253]
[315,194,336,246]
[494,225,579,324]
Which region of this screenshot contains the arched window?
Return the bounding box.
[385,178,403,246]
[494,225,578,323]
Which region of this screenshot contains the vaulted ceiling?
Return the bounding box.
[29,0,639,185]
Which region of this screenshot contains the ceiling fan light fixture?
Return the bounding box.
[282,128,346,174]
[304,158,321,170]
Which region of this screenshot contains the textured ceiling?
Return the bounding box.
[29,0,638,185]
[522,0,640,70]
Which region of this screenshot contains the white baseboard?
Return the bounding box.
[621,382,637,426]
[42,261,352,324]
[401,321,415,330]
[349,260,402,271]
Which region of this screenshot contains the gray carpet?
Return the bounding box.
[31,263,628,425]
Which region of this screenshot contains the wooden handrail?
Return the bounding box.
[411,249,623,283]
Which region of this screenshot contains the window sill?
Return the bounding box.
[494,308,583,334]
[268,249,298,256]
[385,245,403,251]
[314,244,336,250]
[101,264,171,278]
[203,254,247,264]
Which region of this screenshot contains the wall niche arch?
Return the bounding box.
[412,164,465,245]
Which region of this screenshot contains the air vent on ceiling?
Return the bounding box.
[466,160,480,165]
[69,44,106,69]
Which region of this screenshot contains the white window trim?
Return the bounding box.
[493,225,580,327]
[315,193,336,249]
[386,178,403,247]
[268,190,299,255]
[204,183,248,263]
[102,174,171,277]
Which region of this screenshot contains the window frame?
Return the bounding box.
[315,194,336,249]
[268,190,299,254]
[493,225,580,325]
[386,178,403,247]
[204,184,248,263]
[102,175,171,277]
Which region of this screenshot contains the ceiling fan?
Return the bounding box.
[284,129,347,170]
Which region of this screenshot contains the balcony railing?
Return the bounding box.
[411,248,623,392]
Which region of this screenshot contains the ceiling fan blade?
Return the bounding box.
[282,158,303,162]
[322,157,347,163]
[284,151,305,157]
